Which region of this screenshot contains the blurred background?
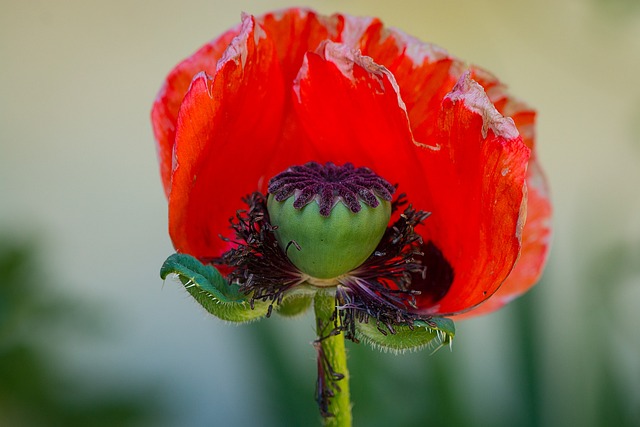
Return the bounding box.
[1,0,639,426]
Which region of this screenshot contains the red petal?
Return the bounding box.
[260,9,341,84]
[152,28,239,197]
[408,73,531,315]
[457,67,552,317]
[339,21,467,151]
[291,41,422,189]
[462,160,552,317]
[168,15,289,259]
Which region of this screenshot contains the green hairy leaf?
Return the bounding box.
[355,317,455,354]
[160,253,270,322]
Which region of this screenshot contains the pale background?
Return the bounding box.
[1,0,639,426]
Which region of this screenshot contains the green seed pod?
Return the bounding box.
[267,194,391,280]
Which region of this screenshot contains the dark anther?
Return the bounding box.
[221,193,304,311]
[285,240,301,253]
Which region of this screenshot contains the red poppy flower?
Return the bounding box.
[152,9,551,319]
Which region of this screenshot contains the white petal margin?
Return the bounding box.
[445,71,521,141]
[387,27,451,67]
[217,14,266,72]
[339,14,375,48]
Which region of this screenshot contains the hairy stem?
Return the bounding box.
[314,291,352,427]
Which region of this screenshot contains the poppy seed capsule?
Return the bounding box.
[267,162,394,281]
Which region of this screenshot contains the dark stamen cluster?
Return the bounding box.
[221,192,431,333]
[268,162,396,216]
[336,197,432,340]
[221,193,303,317]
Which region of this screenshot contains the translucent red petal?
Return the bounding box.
[152,29,239,196]
[168,16,288,258]
[406,74,530,315]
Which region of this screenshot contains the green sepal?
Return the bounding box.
[160,253,270,323]
[276,294,313,317]
[355,317,455,354]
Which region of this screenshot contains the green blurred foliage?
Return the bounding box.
[588,241,640,427]
[248,271,639,427]
[0,239,161,427]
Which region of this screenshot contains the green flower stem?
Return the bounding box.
[314,291,352,427]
